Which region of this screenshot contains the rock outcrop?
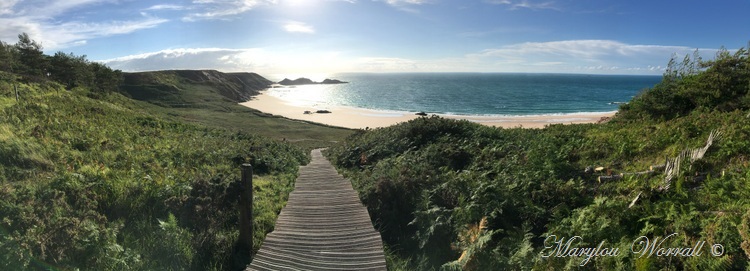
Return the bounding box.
[321,79,347,84]
[278,77,348,85]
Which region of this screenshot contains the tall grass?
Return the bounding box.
[0,81,305,270]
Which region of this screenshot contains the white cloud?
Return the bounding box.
[473,40,692,60]
[484,0,511,4]
[67,18,168,36]
[465,40,717,74]
[384,0,428,5]
[183,0,270,21]
[283,21,315,33]
[0,16,168,50]
[12,0,112,18]
[102,48,259,71]
[347,40,718,74]
[380,0,428,13]
[487,0,560,11]
[98,40,725,75]
[145,4,187,11]
[0,0,20,15]
[353,57,418,71]
[100,47,349,74]
[0,0,168,50]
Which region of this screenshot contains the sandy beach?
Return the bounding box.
[240,91,615,129]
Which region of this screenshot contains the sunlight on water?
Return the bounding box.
[267,85,338,108]
[263,73,662,115]
[263,72,347,109]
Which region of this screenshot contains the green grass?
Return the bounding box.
[118,70,353,152]
[0,77,338,270]
[139,102,352,151]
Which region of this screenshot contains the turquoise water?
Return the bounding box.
[266,73,663,116]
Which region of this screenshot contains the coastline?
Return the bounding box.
[239,91,615,129]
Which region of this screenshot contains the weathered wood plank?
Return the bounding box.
[247,149,386,271]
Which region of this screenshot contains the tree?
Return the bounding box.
[695,46,750,111]
[0,41,16,72]
[48,52,93,89]
[14,33,47,78]
[621,44,750,121]
[90,62,123,93]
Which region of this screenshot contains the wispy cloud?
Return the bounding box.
[182,0,270,21]
[284,21,315,33]
[0,0,20,15]
[354,57,418,71]
[56,17,168,41]
[0,0,168,49]
[467,40,715,73]
[380,0,429,13]
[487,0,560,11]
[145,4,187,11]
[384,0,429,4]
[344,40,718,73]
[101,48,264,71]
[100,47,348,73]
[0,16,168,49]
[98,40,723,75]
[473,40,690,60]
[12,0,111,18]
[458,26,541,38]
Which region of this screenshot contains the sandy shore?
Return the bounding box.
[239,92,615,129]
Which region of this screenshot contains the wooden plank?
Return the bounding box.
[247,149,386,271]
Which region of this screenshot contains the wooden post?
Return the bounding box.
[239,163,253,251]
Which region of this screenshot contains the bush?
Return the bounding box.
[328,112,750,269]
[620,47,750,121]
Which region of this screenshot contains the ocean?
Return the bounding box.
[265,73,663,116]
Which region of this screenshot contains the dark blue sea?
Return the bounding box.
[266,73,663,116]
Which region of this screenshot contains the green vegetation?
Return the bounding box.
[1,33,352,270]
[2,33,122,93]
[118,70,352,151]
[327,46,750,270]
[620,47,750,121]
[0,80,305,270]
[5,29,749,270]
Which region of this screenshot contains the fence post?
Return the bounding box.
[239,163,253,251]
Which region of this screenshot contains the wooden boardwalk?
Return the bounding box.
[247,149,387,271]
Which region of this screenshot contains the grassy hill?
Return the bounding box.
[0,64,353,270]
[2,33,352,269]
[120,70,269,106]
[326,48,750,270]
[0,75,301,270]
[118,70,352,151]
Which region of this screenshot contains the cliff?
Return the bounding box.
[120,70,272,105]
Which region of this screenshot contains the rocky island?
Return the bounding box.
[278,77,348,85]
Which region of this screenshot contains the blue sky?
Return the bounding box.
[1,0,749,75]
